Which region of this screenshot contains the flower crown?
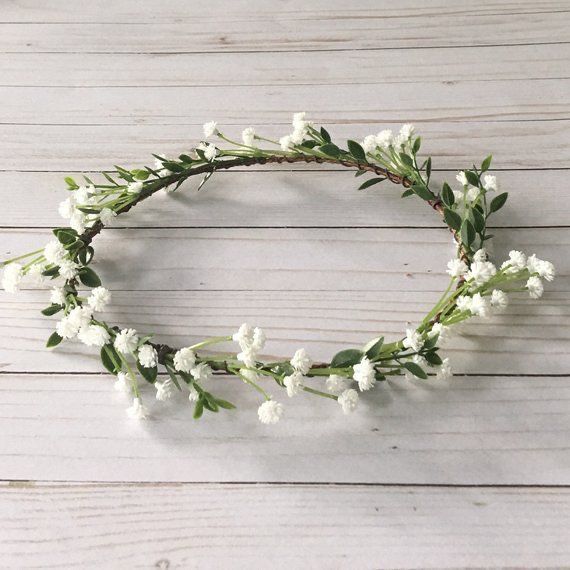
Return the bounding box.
[2,114,555,424]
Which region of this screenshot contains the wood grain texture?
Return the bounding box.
[0,170,567,228]
[1,483,569,568]
[0,373,569,484]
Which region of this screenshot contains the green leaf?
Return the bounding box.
[193,398,204,419]
[423,334,439,350]
[101,345,121,375]
[46,331,63,348]
[77,246,94,266]
[215,398,236,410]
[131,169,150,180]
[64,176,79,190]
[424,350,443,366]
[347,140,366,161]
[465,170,480,187]
[272,362,294,377]
[412,184,434,201]
[354,169,367,178]
[330,349,363,368]
[137,361,157,384]
[461,219,476,246]
[53,228,78,245]
[41,304,63,316]
[489,192,508,213]
[481,154,493,172]
[319,143,341,157]
[179,154,195,164]
[41,266,59,278]
[443,208,462,231]
[402,361,427,379]
[162,161,185,173]
[441,183,455,207]
[472,207,485,233]
[165,365,183,391]
[79,267,101,288]
[358,177,384,191]
[320,127,331,143]
[401,189,414,198]
[363,336,384,360]
[412,136,421,154]
[102,172,120,186]
[202,392,219,412]
[399,153,414,167]
[197,171,213,191]
[425,156,432,180]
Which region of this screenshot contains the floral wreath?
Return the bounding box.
[2,115,555,423]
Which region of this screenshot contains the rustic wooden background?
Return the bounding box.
[1,0,569,567]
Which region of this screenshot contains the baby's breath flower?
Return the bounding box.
[44,240,67,265]
[472,248,488,262]
[338,389,359,414]
[78,324,110,347]
[127,181,143,194]
[114,371,131,393]
[361,135,377,154]
[203,121,218,138]
[501,250,526,273]
[188,385,199,403]
[69,212,86,234]
[138,344,158,368]
[237,346,257,368]
[455,295,472,313]
[490,289,508,312]
[527,254,556,282]
[446,258,468,278]
[58,259,79,280]
[403,328,423,352]
[483,174,497,191]
[258,400,283,424]
[155,378,175,402]
[469,293,491,318]
[126,397,148,420]
[526,275,544,299]
[290,348,312,375]
[199,142,217,161]
[242,127,255,147]
[252,327,266,351]
[114,328,139,354]
[284,371,304,397]
[466,261,497,286]
[27,263,45,284]
[428,322,451,347]
[279,135,292,151]
[99,207,117,226]
[87,286,111,312]
[191,362,212,383]
[173,347,196,373]
[399,123,415,140]
[326,374,350,394]
[56,316,79,339]
[375,129,393,148]
[466,186,480,202]
[435,358,453,381]
[58,196,76,219]
[456,171,468,186]
[353,356,375,391]
[67,305,93,330]
[50,286,66,306]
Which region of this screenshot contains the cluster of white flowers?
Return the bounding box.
[1,263,23,293]
[233,323,266,368]
[360,124,415,156]
[279,112,312,151]
[173,347,212,387]
[454,171,497,204]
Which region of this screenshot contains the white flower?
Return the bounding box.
[490,289,508,312]
[155,378,175,402]
[353,356,375,391]
[138,344,158,368]
[233,323,253,346]
[435,358,453,381]
[412,354,428,367]
[126,397,148,420]
[527,254,555,282]
[326,374,351,394]
[188,385,199,403]
[428,322,451,347]
[75,185,94,204]
[472,248,488,262]
[242,127,255,146]
[58,196,76,219]
[191,362,212,383]
[399,123,415,140]
[361,135,377,154]
[338,389,359,414]
[173,347,196,373]
[279,135,292,151]
[69,212,86,234]
[456,295,472,313]
[87,286,111,312]
[126,181,143,194]
[99,207,117,226]
[234,323,265,367]
[26,263,44,284]
[375,129,393,148]
[257,400,283,424]
[446,258,468,278]
[67,305,93,330]
[237,346,257,368]
[456,171,468,186]
[501,250,526,273]
[50,286,66,306]
[483,174,497,191]
[203,121,218,138]
[283,371,304,397]
[114,372,131,393]
[526,276,544,299]
[2,263,24,293]
[252,327,266,351]
[466,261,497,286]
[403,328,423,352]
[466,186,480,202]
[470,293,491,318]
[290,348,312,375]
[292,112,307,129]
[58,259,79,280]
[44,240,67,265]
[56,316,79,339]
[114,328,139,354]
[78,324,110,347]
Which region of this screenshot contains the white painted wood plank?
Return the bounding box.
[0,170,565,228]
[2,81,567,124]
[0,373,568,483]
[1,1,568,51]
[2,227,567,293]
[1,483,569,569]
[2,121,568,170]
[1,289,567,375]
[4,44,569,86]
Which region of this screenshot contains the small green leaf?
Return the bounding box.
[441,183,455,207]
[215,398,236,410]
[193,398,204,419]
[101,345,121,375]
[330,349,363,368]
[425,156,432,180]
[412,136,421,154]
[53,228,78,245]
[46,331,63,348]
[131,169,150,180]
[272,362,294,377]
[320,127,331,143]
[472,207,485,233]
[358,177,384,191]
[41,266,59,278]
[424,350,443,366]
[465,170,480,187]
[77,246,94,266]
[461,219,476,246]
[79,267,101,288]
[319,143,341,157]
[64,176,79,190]
[481,154,493,172]
[137,361,157,384]
[443,208,462,231]
[489,192,508,213]
[363,336,384,360]
[402,361,427,379]
[412,184,434,201]
[202,392,219,412]
[423,334,439,350]
[42,304,63,316]
[347,140,366,161]
[399,153,414,167]
[401,189,414,198]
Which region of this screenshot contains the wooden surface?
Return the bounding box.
[1,0,569,567]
